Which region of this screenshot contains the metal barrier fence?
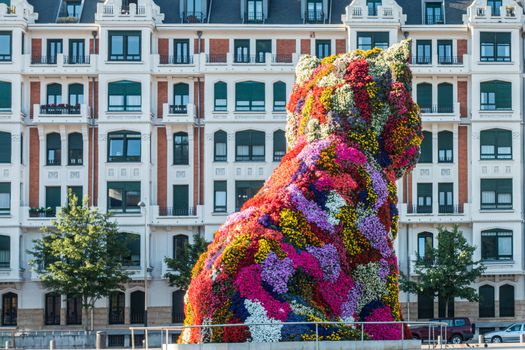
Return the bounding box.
[130,320,448,350]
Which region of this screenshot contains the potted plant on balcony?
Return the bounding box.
[45,207,54,217]
[29,207,39,217]
[506,6,515,17]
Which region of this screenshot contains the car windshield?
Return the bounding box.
[508,324,522,332]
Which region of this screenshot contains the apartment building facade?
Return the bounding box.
[0,0,522,338]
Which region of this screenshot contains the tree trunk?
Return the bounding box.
[444,296,449,318]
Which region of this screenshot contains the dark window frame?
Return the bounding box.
[108,31,142,61]
[235,180,264,211]
[419,131,433,163]
[2,292,16,326]
[480,129,512,160]
[0,32,12,62]
[479,285,495,318]
[499,284,515,317]
[214,130,227,162]
[107,80,142,112]
[480,32,510,62]
[273,81,286,112]
[481,229,513,261]
[234,39,250,63]
[67,132,83,166]
[108,291,125,324]
[437,130,453,163]
[315,39,331,59]
[107,182,141,213]
[357,32,389,50]
[0,132,11,163]
[438,183,454,213]
[130,291,145,324]
[108,131,141,162]
[0,235,10,267]
[214,81,227,111]
[46,133,61,166]
[66,295,82,325]
[44,293,61,326]
[417,232,433,261]
[480,80,512,110]
[417,183,433,214]
[173,234,188,261]
[0,81,12,111]
[235,81,265,112]
[173,132,189,165]
[273,129,286,162]
[214,180,227,212]
[416,40,432,64]
[480,178,513,210]
[235,130,265,162]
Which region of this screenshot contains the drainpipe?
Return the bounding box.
[196,31,203,208]
[405,174,411,321]
[90,30,97,207]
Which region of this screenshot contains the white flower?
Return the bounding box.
[332,84,354,114]
[296,55,321,85]
[325,191,346,225]
[352,262,387,311]
[244,299,283,342]
[318,72,343,87]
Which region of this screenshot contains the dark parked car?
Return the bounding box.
[410,317,473,344]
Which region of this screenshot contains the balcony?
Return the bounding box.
[162,103,195,123]
[304,10,324,24]
[95,0,164,22]
[159,55,193,65]
[150,205,203,226]
[344,2,399,23]
[425,15,444,25]
[25,54,96,75]
[21,206,61,227]
[399,203,471,223]
[467,3,522,23]
[181,11,205,23]
[410,56,463,66]
[206,54,227,64]
[63,55,91,65]
[158,207,196,217]
[0,1,37,22]
[33,104,90,124]
[245,11,264,23]
[420,103,460,122]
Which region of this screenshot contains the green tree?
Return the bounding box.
[164,234,208,290]
[400,225,485,318]
[29,191,131,330]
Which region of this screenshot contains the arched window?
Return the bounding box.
[214,130,227,162]
[172,83,189,114]
[481,229,512,261]
[172,290,185,323]
[438,131,453,163]
[235,81,265,112]
[479,285,495,318]
[417,83,432,113]
[417,290,434,319]
[120,233,141,267]
[68,83,83,108]
[235,130,265,162]
[437,83,453,113]
[419,131,432,163]
[214,82,227,111]
[66,295,81,325]
[480,129,512,160]
[500,284,515,317]
[273,81,286,112]
[108,291,125,324]
[108,80,141,111]
[417,232,433,262]
[108,131,141,162]
[0,81,12,111]
[46,133,61,166]
[0,131,12,163]
[0,235,10,268]
[130,291,145,324]
[44,293,60,325]
[480,80,511,110]
[68,133,83,165]
[173,235,188,262]
[173,132,189,165]
[273,130,286,162]
[46,83,62,105]
[2,292,16,326]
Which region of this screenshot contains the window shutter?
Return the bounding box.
[215,82,226,100]
[236,131,251,146]
[173,185,189,213]
[47,83,61,97]
[47,133,61,149]
[417,83,432,110]
[417,183,432,198]
[497,129,511,148]
[437,83,453,112]
[251,82,265,103]
[273,82,286,108]
[68,83,83,96]
[419,131,433,163]
[0,82,11,110]
[438,131,452,151]
[174,83,189,96]
[496,32,511,45]
[496,81,511,109]
[251,130,265,146]
[0,132,11,163]
[273,130,286,153]
[68,133,82,150]
[45,186,61,209]
[480,129,495,146]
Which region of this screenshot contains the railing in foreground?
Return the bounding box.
[130,320,448,350]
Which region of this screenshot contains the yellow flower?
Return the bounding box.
[280,209,322,248]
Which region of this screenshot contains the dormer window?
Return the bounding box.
[306,0,324,23]
[425,2,444,24]
[487,0,502,16]
[367,0,381,16]
[66,1,81,18]
[185,0,204,22]
[247,0,263,23]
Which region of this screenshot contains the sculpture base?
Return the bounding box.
[164,340,421,350]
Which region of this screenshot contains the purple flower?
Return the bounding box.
[287,184,334,234]
[306,244,341,282]
[261,252,295,294]
[357,215,392,258]
[341,284,363,319]
[378,259,390,280]
[366,164,388,210]
[297,139,331,168]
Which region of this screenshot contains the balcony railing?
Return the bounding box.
[169,104,188,114]
[245,11,264,23]
[406,204,465,215]
[305,10,324,23]
[63,55,90,65]
[159,55,193,65]
[119,5,146,15]
[130,311,144,324]
[29,208,56,218]
[411,56,432,65]
[438,205,464,214]
[108,310,124,325]
[182,11,205,23]
[40,104,81,115]
[272,54,293,64]
[438,56,462,65]
[158,207,196,217]
[419,105,454,114]
[31,56,59,65]
[426,15,444,24]
[206,54,227,64]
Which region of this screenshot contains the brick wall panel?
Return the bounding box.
[157,81,167,119]
[336,39,346,54]
[89,38,99,54]
[158,38,169,62]
[210,39,229,61]
[194,80,204,119]
[30,82,40,119]
[457,39,467,63]
[88,81,98,118]
[88,128,98,206]
[29,128,39,208]
[276,39,296,62]
[194,38,204,54]
[458,126,468,210]
[31,38,41,61]
[458,81,467,118]
[193,127,204,206]
[157,128,167,210]
[301,39,311,55]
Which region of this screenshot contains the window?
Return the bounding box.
[47,84,62,105]
[438,130,453,163]
[108,291,125,324]
[108,31,141,61]
[173,39,190,64]
[2,293,16,326]
[255,40,271,63]
[481,81,511,110]
[173,235,188,261]
[499,285,514,317]
[172,290,185,323]
[481,229,512,261]
[214,131,227,162]
[108,80,141,112]
[68,83,83,106]
[438,183,453,213]
[273,82,286,112]
[306,0,323,23]
[120,232,140,267]
[173,132,189,165]
[416,40,431,64]
[67,186,83,207]
[0,235,9,268]
[234,39,250,63]
[488,0,502,16]
[438,297,454,318]
[247,0,263,23]
[173,185,189,216]
[68,39,85,64]
[0,132,11,163]
[67,133,83,166]
[44,293,61,326]
[357,32,389,50]
[172,83,189,114]
[66,295,81,325]
[417,291,434,319]
[0,183,10,215]
[186,0,202,17]
[0,32,11,61]
[481,32,510,62]
[419,131,433,163]
[417,83,432,113]
[235,82,265,112]
[108,182,140,213]
[367,0,381,16]
[130,291,144,324]
[437,40,453,64]
[46,186,61,216]
[108,131,141,162]
[437,83,453,113]
[417,232,433,261]
[46,133,61,166]
[214,82,227,111]
[0,81,11,111]
[417,183,432,214]
[65,1,81,18]
[273,130,286,162]
[214,181,227,212]
[479,285,495,318]
[481,179,512,210]
[316,40,331,59]
[480,129,512,160]
[235,180,264,211]
[425,2,443,24]
[47,40,62,64]
[235,130,265,161]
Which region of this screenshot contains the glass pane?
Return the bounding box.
[482,191,495,204]
[498,236,512,256]
[127,36,140,55]
[0,35,10,56]
[109,139,124,157]
[215,191,226,207]
[108,188,123,209]
[126,190,140,210]
[127,138,141,157]
[111,35,124,55]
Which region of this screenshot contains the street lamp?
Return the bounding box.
[138,201,148,327]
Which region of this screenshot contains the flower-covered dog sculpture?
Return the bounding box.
[181,40,422,343]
